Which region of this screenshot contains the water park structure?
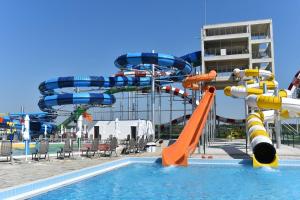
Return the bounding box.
[1,12,300,199]
[224,68,300,167]
[0,19,299,169]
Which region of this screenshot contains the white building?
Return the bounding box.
[201,19,275,89]
[87,119,154,140]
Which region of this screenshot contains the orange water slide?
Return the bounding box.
[162,70,217,166]
[182,70,217,90]
[162,86,216,166]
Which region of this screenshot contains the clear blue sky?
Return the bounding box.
[0,0,299,119]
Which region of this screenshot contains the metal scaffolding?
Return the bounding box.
[87,65,218,143]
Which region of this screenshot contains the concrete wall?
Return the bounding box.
[87,120,152,140]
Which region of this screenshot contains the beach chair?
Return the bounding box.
[0,140,12,161]
[104,137,118,157]
[81,139,99,158]
[32,140,49,161]
[54,134,59,142]
[122,138,136,154]
[147,135,154,142]
[57,138,74,159]
[49,135,54,142]
[137,136,145,152]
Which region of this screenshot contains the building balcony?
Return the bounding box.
[252,57,273,64]
[203,33,249,41]
[205,47,249,56]
[205,25,247,36]
[204,49,250,61]
[251,38,271,44]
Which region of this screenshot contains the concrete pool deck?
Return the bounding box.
[194,138,300,160]
[1,138,300,190]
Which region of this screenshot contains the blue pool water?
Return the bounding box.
[31,163,300,200]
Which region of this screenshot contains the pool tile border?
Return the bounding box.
[1,157,300,200]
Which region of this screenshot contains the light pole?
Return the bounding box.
[60,125,64,143]
[76,115,83,157]
[23,115,30,162]
[151,50,156,139]
[44,124,47,139]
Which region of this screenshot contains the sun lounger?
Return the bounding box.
[32,140,49,161]
[137,136,146,152]
[54,134,59,142]
[147,135,154,142]
[0,140,12,161]
[100,137,118,157]
[49,135,54,142]
[107,137,118,157]
[81,139,99,157]
[57,138,74,159]
[122,138,137,154]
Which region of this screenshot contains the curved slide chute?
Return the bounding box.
[55,51,201,129]
[38,76,152,112]
[245,94,300,167]
[183,70,217,90]
[162,71,217,166]
[39,52,200,129]
[225,68,279,167]
[288,70,300,96]
[162,86,216,166]
[224,68,300,167]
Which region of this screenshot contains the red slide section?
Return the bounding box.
[162,86,216,166]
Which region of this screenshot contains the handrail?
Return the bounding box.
[282,121,298,136]
[281,121,299,148]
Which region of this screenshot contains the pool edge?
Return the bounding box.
[2,157,300,199]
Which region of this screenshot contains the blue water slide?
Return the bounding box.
[38,51,201,116]
[115,53,192,74]
[38,76,152,112]
[0,52,201,136]
[180,51,202,66]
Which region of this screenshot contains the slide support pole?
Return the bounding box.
[274,88,281,148]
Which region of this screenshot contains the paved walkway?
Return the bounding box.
[0,156,119,189]
[1,139,300,190]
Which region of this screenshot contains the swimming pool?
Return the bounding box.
[30,160,300,200]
